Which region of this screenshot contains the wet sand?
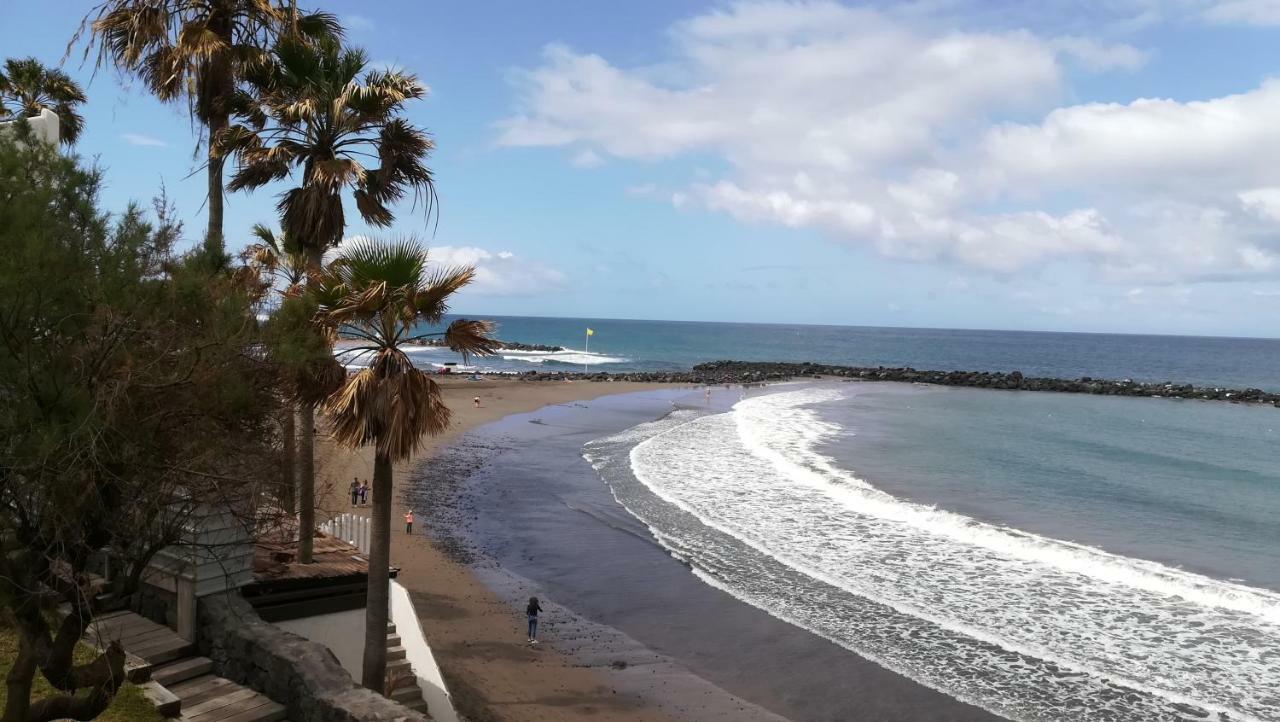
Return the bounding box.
[316,376,723,721]
[316,376,1000,722]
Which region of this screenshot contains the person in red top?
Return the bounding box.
[404,510,414,534]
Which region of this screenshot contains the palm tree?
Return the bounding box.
[241,224,306,514]
[221,34,437,563]
[312,237,496,690]
[0,57,87,145]
[78,0,340,261]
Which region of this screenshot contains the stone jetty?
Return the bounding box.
[503,360,1280,406]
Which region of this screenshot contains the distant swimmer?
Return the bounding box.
[705,388,712,404]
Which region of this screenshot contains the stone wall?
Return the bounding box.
[198,593,428,722]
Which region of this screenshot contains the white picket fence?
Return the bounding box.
[320,512,371,554]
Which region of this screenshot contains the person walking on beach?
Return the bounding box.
[474,395,481,408]
[359,480,369,506]
[404,509,414,534]
[350,478,359,507]
[526,596,543,644]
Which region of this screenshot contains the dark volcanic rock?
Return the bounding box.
[488,360,1279,406]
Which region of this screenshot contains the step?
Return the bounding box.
[386,658,412,676]
[137,679,181,717]
[386,623,397,635]
[389,684,422,704]
[385,633,402,647]
[171,674,240,707]
[153,656,214,687]
[180,687,285,722]
[386,646,406,662]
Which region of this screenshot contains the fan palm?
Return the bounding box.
[0,57,87,145]
[222,34,437,563]
[311,236,496,690]
[220,34,436,267]
[241,224,306,514]
[79,0,340,260]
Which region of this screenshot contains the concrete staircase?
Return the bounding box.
[385,623,429,714]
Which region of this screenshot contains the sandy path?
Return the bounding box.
[315,376,684,722]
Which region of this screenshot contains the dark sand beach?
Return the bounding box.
[320,377,999,721]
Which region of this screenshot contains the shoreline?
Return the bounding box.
[316,376,1001,722]
[314,376,727,721]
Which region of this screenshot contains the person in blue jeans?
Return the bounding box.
[526,596,543,644]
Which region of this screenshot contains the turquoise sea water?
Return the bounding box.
[407,315,1280,389]
[397,315,1280,720]
[585,383,1280,721]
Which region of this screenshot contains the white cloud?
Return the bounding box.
[1051,36,1149,71]
[569,148,604,168]
[1203,0,1280,24]
[121,133,166,147]
[429,246,566,296]
[327,239,565,296]
[498,1,1280,282]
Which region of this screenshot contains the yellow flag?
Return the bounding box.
[586,328,594,336]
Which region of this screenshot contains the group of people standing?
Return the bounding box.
[349,477,370,507]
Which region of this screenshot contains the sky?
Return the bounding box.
[5,1,1280,337]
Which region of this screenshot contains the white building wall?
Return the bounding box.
[390,580,458,722]
[275,608,366,678]
[0,108,60,145]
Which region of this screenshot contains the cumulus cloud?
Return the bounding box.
[498,0,1280,282]
[1203,0,1280,24]
[1051,36,1149,71]
[121,133,166,147]
[328,239,565,296]
[428,246,566,296]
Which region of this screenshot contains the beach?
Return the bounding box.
[314,372,1279,722]
[317,376,683,721]
[315,376,999,722]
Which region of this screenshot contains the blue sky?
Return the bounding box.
[6,1,1280,336]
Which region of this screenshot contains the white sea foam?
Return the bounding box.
[594,386,1280,722]
[500,348,628,366]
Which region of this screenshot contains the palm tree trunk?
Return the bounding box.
[297,244,331,565]
[281,406,296,515]
[361,450,393,689]
[298,402,315,564]
[204,112,228,263]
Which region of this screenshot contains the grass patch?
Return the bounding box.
[0,619,165,722]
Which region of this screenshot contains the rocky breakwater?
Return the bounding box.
[506,360,1280,406]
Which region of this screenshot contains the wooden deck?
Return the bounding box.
[84,611,290,721]
[84,610,194,666]
[252,530,370,582]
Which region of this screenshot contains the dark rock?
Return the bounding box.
[476,360,1278,407]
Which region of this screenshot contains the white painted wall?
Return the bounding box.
[275,608,366,678]
[0,108,60,145]
[390,580,457,722]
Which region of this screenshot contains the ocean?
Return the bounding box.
[405,315,1280,390]
[406,317,1280,721]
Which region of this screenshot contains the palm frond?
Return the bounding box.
[442,319,499,363]
[413,266,475,322]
